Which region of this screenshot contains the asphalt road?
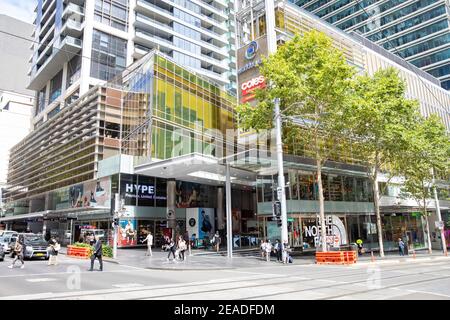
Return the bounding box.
[0,254,449,300]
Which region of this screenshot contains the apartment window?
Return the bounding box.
[94,0,129,31]
[36,87,46,116]
[90,29,127,81]
[49,71,63,103]
[67,55,82,88]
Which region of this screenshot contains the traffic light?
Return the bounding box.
[277,220,282,227]
[273,201,281,219]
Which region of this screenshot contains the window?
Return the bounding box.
[90,29,127,81]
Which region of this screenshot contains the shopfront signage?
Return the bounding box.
[125,184,158,201]
[238,59,262,75]
[245,41,259,60]
[241,76,266,103]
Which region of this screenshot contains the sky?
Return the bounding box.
[0,0,35,24]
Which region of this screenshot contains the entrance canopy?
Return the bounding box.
[134,150,370,187]
[134,153,257,187]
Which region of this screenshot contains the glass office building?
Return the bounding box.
[291,0,450,90]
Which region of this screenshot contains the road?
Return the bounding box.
[0,254,449,300]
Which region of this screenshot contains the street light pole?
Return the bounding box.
[274,98,289,262]
[264,0,288,262]
[432,169,447,255]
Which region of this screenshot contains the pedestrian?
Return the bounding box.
[274,239,282,262]
[8,235,25,269]
[265,240,272,262]
[89,236,103,271]
[167,238,176,261]
[47,237,60,266]
[213,231,221,253]
[260,239,266,260]
[177,236,187,261]
[356,238,363,256]
[398,238,405,256]
[142,231,153,256]
[282,240,291,264]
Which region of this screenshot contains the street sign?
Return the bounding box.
[277,187,282,200]
[287,218,294,222]
[435,221,445,230]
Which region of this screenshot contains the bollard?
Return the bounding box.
[371,251,375,262]
[413,250,416,259]
[189,244,192,256]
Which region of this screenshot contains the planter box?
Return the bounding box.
[67,245,91,259]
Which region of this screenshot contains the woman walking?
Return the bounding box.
[9,235,25,269]
[177,236,187,261]
[47,237,60,266]
[265,240,272,262]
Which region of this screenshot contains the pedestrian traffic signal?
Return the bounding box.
[273,201,281,219]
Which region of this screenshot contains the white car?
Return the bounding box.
[0,231,18,254]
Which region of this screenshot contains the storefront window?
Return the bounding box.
[329,175,343,201]
[299,171,315,200]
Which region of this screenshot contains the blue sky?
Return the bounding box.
[0,0,35,24]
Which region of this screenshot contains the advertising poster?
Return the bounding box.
[69,184,84,208]
[118,219,137,247]
[82,177,111,208]
[186,208,198,240]
[198,208,215,240]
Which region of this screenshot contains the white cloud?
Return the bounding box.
[0,0,35,24]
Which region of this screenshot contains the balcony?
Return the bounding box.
[61,18,85,37]
[28,36,82,91]
[62,3,84,20]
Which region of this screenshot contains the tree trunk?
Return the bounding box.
[316,158,327,252]
[372,157,385,258]
[423,194,433,255]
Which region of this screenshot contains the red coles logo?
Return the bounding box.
[241,76,266,96]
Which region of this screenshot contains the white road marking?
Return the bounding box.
[112,283,144,288]
[26,278,57,283]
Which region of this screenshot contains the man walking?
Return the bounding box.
[89,236,103,271]
[213,231,221,253]
[398,238,405,256]
[142,231,153,256]
[274,239,282,262]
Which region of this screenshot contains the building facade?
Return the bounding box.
[29,0,237,132]
[291,0,450,91]
[234,0,450,252]
[0,15,35,220]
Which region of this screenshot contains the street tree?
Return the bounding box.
[342,67,421,257]
[236,31,355,251]
[397,115,450,254]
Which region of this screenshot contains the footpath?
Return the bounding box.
[59,247,450,270]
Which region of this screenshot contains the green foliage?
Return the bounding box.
[398,115,450,208]
[102,245,113,258]
[343,67,421,174]
[72,242,113,258]
[236,30,355,140]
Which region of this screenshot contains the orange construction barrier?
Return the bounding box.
[67,245,91,259]
[316,251,357,265]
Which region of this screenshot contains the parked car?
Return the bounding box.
[0,245,4,261]
[0,231,18,254]
[10,233,49,260]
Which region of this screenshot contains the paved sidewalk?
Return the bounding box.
[59,246,449,270]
